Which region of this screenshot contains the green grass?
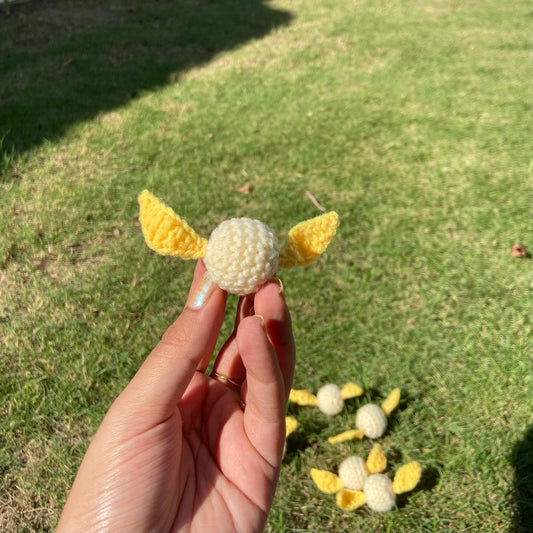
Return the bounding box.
[1,0,531,531]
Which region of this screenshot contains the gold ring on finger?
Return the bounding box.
[210,370,241,389]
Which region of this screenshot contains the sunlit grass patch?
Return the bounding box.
[1,0,531,531]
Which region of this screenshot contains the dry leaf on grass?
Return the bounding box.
[237,182,251,194]
[511,244,529,258]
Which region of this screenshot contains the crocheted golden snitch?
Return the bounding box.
[328,388,401,442]
[289,382,364,416]
[138,190,339,295]
[310,443,422,512]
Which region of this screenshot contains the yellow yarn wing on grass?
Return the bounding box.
[381,388,401,416]
[279,212,339,268]
[366,443,387,474]
[391,462,422,494]
[285,416,299,438]
[328,428,365,444]
[138,190,207,259]
[341,382,364,400]
[310,469,344,494]
[336,489,366,511]
[289,389,318,406]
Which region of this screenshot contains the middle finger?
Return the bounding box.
[209,294,254,389]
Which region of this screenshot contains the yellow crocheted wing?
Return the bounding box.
[285,416,299,438]
[366,443,387,474]
[327,428,365,444]
[391,461,422,495]
[381,388,401,417]
[289,389,318,406]
[279,211,339,268]
[138,190,207,259]
[310,469,344,494]
[336,489,366,511]
[341,382,364,400]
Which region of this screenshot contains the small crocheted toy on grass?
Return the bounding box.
[310,443,422,512]
[328,388,401,442]
[138,190,339,295]
[289,383,364,416]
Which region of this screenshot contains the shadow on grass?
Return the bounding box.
[0,0,292,160]
[511,424,533,533]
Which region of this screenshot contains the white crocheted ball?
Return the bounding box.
[338,456,368,490]
[204,218,279,295]
[356,404,388,439]
[316,384,344,415]
[364,473,396,512]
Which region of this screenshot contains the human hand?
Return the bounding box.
[56,260,295,533]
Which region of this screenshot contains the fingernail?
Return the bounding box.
[254,314,266,330]
[237,294,255,320]
[268,277,284,296]
[187,273,217,309]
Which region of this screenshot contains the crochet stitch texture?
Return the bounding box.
[355,404,388,439]
[139,190,207,259]
[204,218,279,295]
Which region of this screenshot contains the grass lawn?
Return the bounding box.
[1,0,531,531]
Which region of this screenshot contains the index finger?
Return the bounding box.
[117,261,227,418]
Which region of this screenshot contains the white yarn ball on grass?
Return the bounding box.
[364,474,396,512]
[204,218,279,295]
[316,384,344,415]
[356,403,388,439]
[338,456,368,490]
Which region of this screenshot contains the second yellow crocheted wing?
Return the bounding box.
[366,443,387,474]
[289,389,318,406]
[279,211,339,268]
[391,461,422,495]
[285,416,299,438]
[341,382,364,400]
[310,469,344,494]
[336,489,366,511]
[381,388,401,417]
[328,429,365,444]
[138,190,208,259]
